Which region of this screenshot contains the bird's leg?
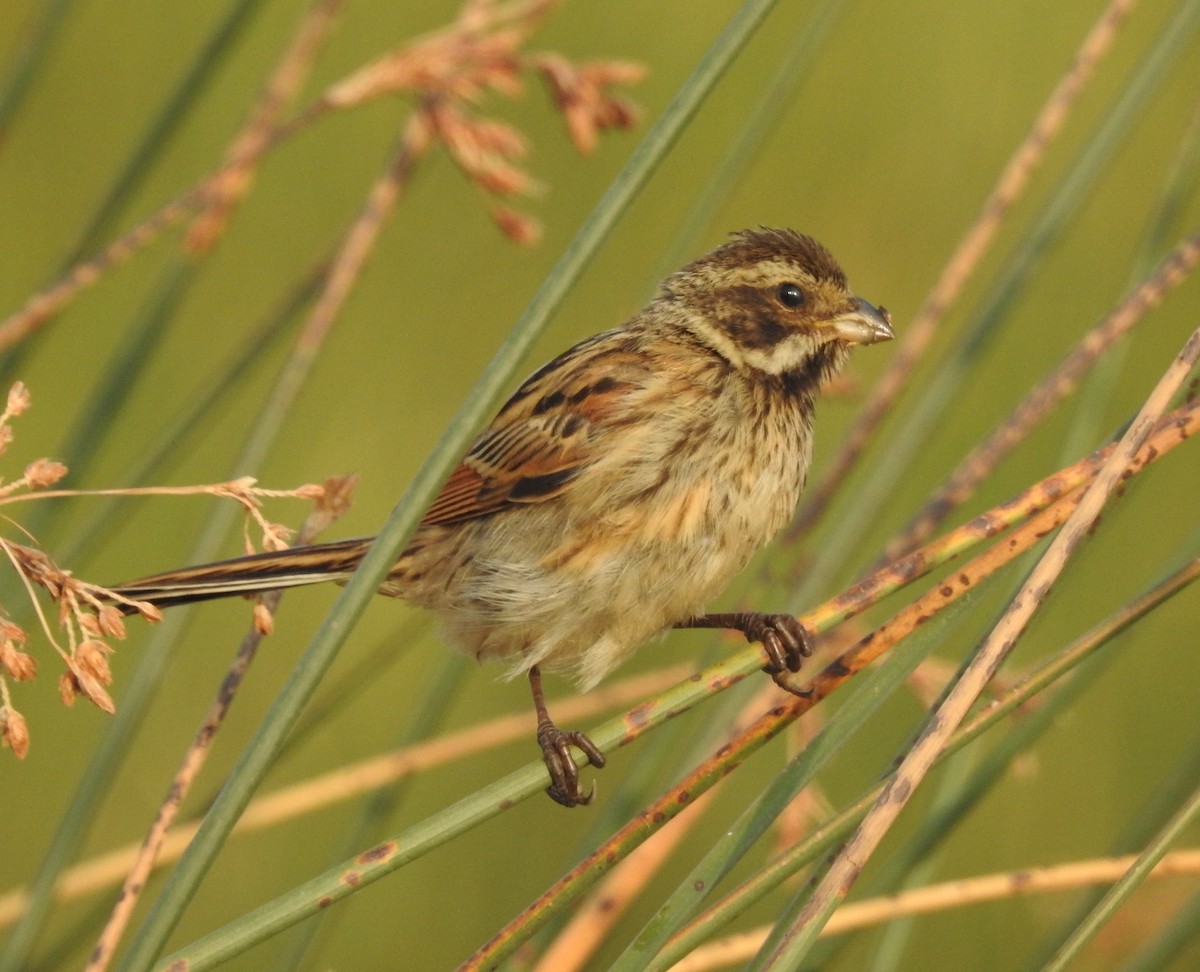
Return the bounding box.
[677,613,814,696]
[528,665,606,807]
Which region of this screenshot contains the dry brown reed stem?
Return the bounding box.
[5,90,415,732]
[770,706,832,855]
[770,325,1200,961]
[825,845,1200,938]
[317,0,558,111]
[0,0,638,349]
[465,503,1085,967]
[0,28,334,350]
[798,488,1080,703]
[536,788,724,972]
[83,476,356,972]
[318,0,639,238]
[299,115,430,357]
[0,384,140,744]
[0,477,322,510]
[0,188,198,351]
[85,612,279,972]
[185,0,348,254]
[788,0,1137,539]
[806,398,1195,656]
[0,0,347,349]
[1,479,325,561]
[664,557,1200,968]
[0,476,322,756]
[534,682,782,972]
[0,664,688,930]
[0,538,140,716]
[464,398,1199,970]
[883,228,1200,563]
[668,848,1200,971]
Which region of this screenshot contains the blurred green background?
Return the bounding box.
[0,0,1198,969]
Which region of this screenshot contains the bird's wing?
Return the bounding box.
[421,334,651,527]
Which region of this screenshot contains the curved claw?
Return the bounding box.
[676,612,814,697]
[546,777,597,808]
[753,615,815,697]
[537,723,606,808]
[769,666,814,698]
[736,613,813,674]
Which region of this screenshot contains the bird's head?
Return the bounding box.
[663,227,893,382]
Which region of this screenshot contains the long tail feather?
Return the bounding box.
[109,537,374,611]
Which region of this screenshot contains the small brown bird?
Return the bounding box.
[113,228,892,806]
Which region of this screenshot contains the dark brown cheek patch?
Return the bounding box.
[729,314,789,350]
[724,287,790,350]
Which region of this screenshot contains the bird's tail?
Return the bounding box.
[109,537,375,612]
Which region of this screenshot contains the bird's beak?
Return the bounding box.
[829,297,894,345]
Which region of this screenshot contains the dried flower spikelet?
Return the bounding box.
[471,119,528,159]
[294,483,329,501]
[302,474,358,536]
[0,618,27,645]
[432,106,535,197]
[76,639,114,685]
[0,706,30,759]
[221,476,261,506]
[464,30,525,98]
[261,522,294,552]
[451,50,523,102]
[563,108,595,157]
[63,658,115,713]
[59,670,79,707]
[253,602,275,636]
[586,60,647,89]
[6,382,31,416]
[133,600,163,623]
[458,0,494,31]
[535,56,643,155]
[317,474,358,516]
[471,159,534,197]
[593,94,639,133]
[55,591,75,630]
[492,206,541,246]
[1,640,37,680]
[97,604,128,639]
[24,458,68,489]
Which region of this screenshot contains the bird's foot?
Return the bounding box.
[680,612,814,697]
[536,720,607,808]
[529,664,606,807]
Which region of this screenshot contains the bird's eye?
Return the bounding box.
[777,283,805,308]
